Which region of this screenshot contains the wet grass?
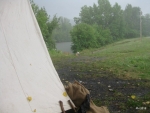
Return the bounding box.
[50,37,150,112]
[51,37,150,79]
[77,37,150,79]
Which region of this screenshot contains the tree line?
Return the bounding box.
[71,0,150,53]
[52,17,72,43]
[30,0,72,50]
[30,0,150,52]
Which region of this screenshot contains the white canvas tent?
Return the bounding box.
[0,0,73,112]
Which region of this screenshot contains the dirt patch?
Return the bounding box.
[52,56,150,113]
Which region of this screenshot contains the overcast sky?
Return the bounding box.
[34,0,150,19]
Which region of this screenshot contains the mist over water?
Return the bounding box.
[56,42,72,53]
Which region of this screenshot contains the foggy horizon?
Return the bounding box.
[34,0,150,20]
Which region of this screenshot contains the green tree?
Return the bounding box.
[142,14,150,36]
[93,24,112,46]
[71,0,147,52]
[70,23,97,53]
[79,5,94,24]
[30,0,59,49]
[97,0,112,28]
[47,15,60,48]
[123,4,141,38]
[78,0,112,28]
[109,3,124,40]
[35,8,49,44]
[52,17,72,42]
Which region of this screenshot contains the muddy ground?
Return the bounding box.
[52,56,150,113]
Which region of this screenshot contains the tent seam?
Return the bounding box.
[0,18,32,112]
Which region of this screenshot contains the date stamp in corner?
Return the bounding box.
[136,107,147,110]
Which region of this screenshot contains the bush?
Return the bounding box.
[70,23,97,53]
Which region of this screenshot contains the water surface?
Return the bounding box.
[56,42,72,53]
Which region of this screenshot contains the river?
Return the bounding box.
[55,42,72,53]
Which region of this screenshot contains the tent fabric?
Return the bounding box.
[0,0,73,113]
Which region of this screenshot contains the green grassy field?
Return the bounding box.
[51,37,150,80]
[51,37,150,112]
[81,37,150,79]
